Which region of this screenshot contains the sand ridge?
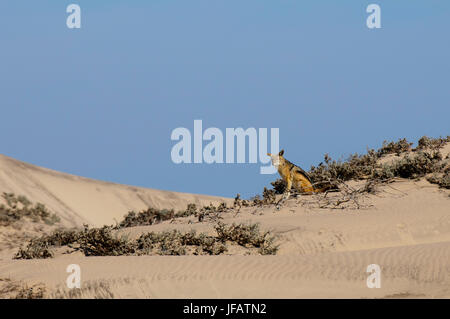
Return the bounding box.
[0,154,232,227]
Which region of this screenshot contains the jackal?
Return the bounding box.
[267,150,326,199]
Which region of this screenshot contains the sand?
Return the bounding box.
[0,154,232,227]
[0,147,449,299]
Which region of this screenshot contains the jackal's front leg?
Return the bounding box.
[283,176,293,200]
[276,177,292,210]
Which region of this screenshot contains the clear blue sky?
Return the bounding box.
[1,1,449,198]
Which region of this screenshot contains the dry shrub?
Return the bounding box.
[181,231,228,255]
[14,228,81,259]
[270,179,287,195]
[374,151,443,180]
[13,285,47,299]
[427,172,450,189]
[133,222,278,256]
[137,230,227,256]
[263,151,379,200]
[244,136,449,210]
[14,238,53,259]
[274,137,447,196]
[118,202,229,227]
[377,138,412,156]
[77,226,136,256]
[15,222,278,258]
[0,193,60,227]
[233,194,249,208]
[196,203,228,222]
[118,208,174,228]
[262,187,276,203]
[176,203,198,217]
[301,180,377,210]
[15,225,135,259]
[215,222,278,255]
[137,230,188,255]
[51,281,114,299]
[234,187,280,209]
[416,136,450,151]
[0,278,46,299]
[309,151,379,183]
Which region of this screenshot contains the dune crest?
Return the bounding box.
[0,154,231,227]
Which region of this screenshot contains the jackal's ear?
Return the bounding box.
[279,149,284,156]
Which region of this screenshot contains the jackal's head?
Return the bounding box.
[267,150,285,168]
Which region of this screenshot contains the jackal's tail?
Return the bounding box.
[311,182,339,193]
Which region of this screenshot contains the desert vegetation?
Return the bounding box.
[8,136,450,261]
[0,193,62,252]
[0,278,46,299]
[111,136,450,214]
[427,172,450,189]
[116,202,230,229]
[0,193,60,227]
[239,136,450,209]
[185,136,447,211]
[306,136,448,190]
[117,208,176,228]
[15,221,278,259]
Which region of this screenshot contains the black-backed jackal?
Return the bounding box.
[267,150,327,199]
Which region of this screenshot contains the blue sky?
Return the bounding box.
[1,1,449,198]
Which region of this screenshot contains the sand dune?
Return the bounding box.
[0,154,232,227]
[2,240,450,298]
[0,148,449,298]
